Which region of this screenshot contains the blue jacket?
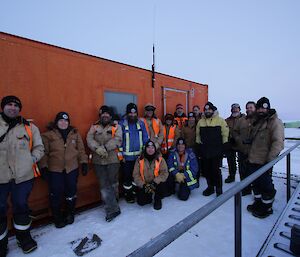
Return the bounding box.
[167,148,199,190]
[120,118,149,161]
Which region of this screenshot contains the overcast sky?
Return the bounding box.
[1,0,299,120]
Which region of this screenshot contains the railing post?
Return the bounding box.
[235,192,242,257]
[287,153,291,202]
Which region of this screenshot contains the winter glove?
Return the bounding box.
[149,181,157,192]
[95,146,108,158]
[81,163,89,176]
[175,172,185,183]
[40,167,49,181]
[144,183,154,194]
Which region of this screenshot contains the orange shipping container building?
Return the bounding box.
[0,32,208,223]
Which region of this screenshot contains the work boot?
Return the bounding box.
[252,202,273,219]
[16,229,37,254]
[225,175,235,183]
[247,198,262,213]
[0,236,8,257]
[53,211,66,228]
[153,198,162,210]
[202,186,215,196]
[105,210,121,222]
[124,190,135,203]
[65,197,76,225]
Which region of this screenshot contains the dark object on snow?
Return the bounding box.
[290,224,300,254]
[70,233,102,256]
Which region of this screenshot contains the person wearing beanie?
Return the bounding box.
[133,140,169,210]
[119,103,148,203]
[192,105,202,123]
[181,112,201,185]
[231,101,256,196]
[196,102,229,197]
[161,113,181,160]
[0,95,44,255]
[224,103,245,184]
[86,105,122,222]
[140,103,164,150]
[39,112,88,228]
[166,137,199,200]
[174,103,188,129]
[246,97,284,218]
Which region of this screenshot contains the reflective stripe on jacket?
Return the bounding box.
[86,123,122,165]
[133,155,169,188]
[167,148,198,189]
[139,156,162,182]
[0,115,44,184]
[174,117,188,129]
[120,119,149,161]
[140,117,164,148]
[161,125,176,154]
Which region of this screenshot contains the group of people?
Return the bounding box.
[0,94,284,257]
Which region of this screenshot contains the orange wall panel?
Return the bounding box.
[0,32,208,222]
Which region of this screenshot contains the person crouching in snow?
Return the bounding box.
[133,140,169,210]
[167,138,199,201]
[39,112,88,228]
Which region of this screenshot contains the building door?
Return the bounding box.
[163,87,189,116]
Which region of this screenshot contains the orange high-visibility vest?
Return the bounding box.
[139,157,162,182]
[111,125,123,161]
[174,117,187,129]
[24,124,41,178]
[161,125,176,155]
[141,118,160,137]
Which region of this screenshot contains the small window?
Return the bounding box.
[104,91,137,120]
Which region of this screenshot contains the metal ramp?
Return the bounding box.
[258,182,300,257]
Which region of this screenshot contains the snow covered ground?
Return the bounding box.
[6,129,300,257]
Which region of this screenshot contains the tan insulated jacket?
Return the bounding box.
[225,113,245,150]
[133,155,169,188]
[140,117,164,149]
[39,127,88,173]
[86,123,122,165]
[0,116,44,184]
[232,116,255,155]
[248,110,284,165]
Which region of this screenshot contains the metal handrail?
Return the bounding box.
[127,141,300,257]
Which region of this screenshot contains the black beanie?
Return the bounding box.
[204,101,217,111]
[99,105,113,116]
[256,97,270,109]
[1,95,22,111]
[55,112,70,124]
[176,137,186,146]
[145,139,157,151]
[164,113,174,121]
[126,103,138,114]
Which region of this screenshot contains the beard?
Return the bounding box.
[205,112,213,118]
[231,112,240,118]
[257,111,268,119]
[100,117,111,126]
[128,115,138,123]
